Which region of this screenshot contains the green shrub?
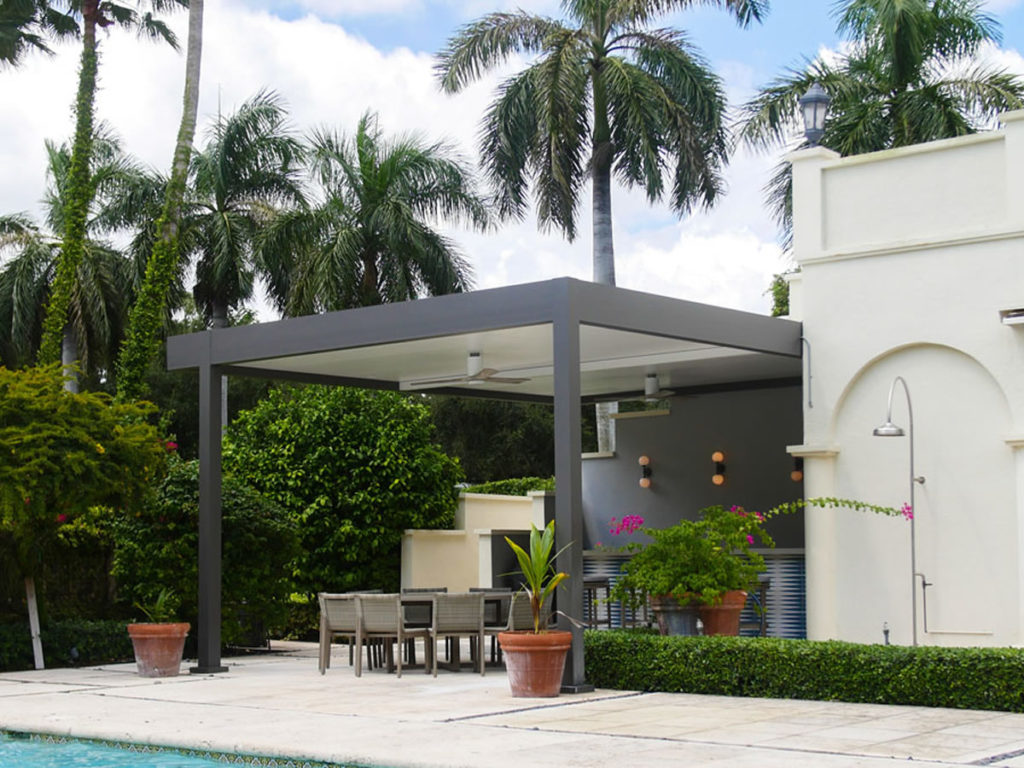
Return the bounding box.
[584,631,1024,712]
[224,386,462,596]
[112,459,299,645]
[0,619,133,671]
[463,477,554,496]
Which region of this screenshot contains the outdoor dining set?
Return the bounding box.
[317,589,534,677]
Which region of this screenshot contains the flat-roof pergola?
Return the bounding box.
[167,277,803,689]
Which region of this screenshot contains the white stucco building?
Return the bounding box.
[787,110,1024,647]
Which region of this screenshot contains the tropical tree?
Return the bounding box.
[436,0,766,288]
[37,0,184,369]
[739,0,1024,245]
[0,0,77,67]
[116,0,203,401]
[0,130,158,384]
[260,112,486,315]
[176,89,306,329]
[0,364,166,668]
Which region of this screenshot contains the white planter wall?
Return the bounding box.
[789,110,1024,646]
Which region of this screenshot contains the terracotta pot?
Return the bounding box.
[650,595,700,636]
[127,622,190,677]
[498,630,572,698]
[698,590,748,636]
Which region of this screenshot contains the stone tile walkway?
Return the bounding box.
[1,642,1023,767]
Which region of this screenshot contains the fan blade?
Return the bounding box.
[481,375,530,384]
[406,375,469,388]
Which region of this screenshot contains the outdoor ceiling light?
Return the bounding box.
[711,451,726,486]
[638,455,652,489]
[791,457,804,483]
[800,83,830,147]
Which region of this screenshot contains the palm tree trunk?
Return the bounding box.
[116,0,204,401]
[591,66,617,451]
[38,2,98,369]
[590,66,615,288]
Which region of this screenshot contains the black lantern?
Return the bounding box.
[799,83,830,147]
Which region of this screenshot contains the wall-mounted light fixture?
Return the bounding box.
[791,457,804,483]
[638,455,652,489]
[711,451,726,486]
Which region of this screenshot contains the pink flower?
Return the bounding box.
[165,441,179,452]
[746,534,754,545]
[594,541,603,548]
[901,503,914,521]
[55,513,68,524]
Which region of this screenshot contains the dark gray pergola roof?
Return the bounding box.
[168,278,802,688]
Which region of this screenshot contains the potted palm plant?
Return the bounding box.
[126,588,191,677]
[498,521,573,697]
[610,505,773,636]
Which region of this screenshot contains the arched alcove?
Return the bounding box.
[826,344,1017,645]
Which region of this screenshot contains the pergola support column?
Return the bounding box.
[553,299,593,693]
[193,357,228,674]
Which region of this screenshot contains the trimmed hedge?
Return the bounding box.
[0,620,134,671]
[584,630,1024,712]
[463,477,554,496]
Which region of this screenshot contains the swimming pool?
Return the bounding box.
[0,733,351,767]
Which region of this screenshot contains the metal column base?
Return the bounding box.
[190,665,229,674]
[560,682,595,694]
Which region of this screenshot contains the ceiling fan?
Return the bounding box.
[406,352,531,390]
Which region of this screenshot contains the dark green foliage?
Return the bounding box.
[0,619,133,671]
[111,459,299,645]
[428,397,554,482]
[224,385,462,596]
[584,631,1024,712]
[463,477,554,496]
[768,273,791,317]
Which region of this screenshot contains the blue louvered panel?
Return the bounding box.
[585,551,806,637]
[740,553,806,639]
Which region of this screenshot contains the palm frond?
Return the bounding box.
[436,12,567,93]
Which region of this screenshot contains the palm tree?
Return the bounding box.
[0,0,77,67]
[436,0,766,288]
[260,112,487,315]
[739,0,1024,245]
[37,0,184,368]
[116,0,203,401]
[179,90,305,328]
[0,129,153,384]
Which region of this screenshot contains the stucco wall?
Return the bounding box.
[581,385,805,550]
[789,109,1024,646]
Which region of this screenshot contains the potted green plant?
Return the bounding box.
[610,505,773,636]
[498,521,573,697]
[126,588,191,677]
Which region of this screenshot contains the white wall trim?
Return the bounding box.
[800,227,1024,266]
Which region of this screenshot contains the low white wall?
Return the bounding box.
[402,491,545,591]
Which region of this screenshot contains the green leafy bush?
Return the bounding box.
[224,386,462,596]
[0,620,133,671]
[585,631,1024,712]
[463,477,554,496]
[112,459,299,645]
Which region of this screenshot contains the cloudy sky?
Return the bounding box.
[2,0,1022,316]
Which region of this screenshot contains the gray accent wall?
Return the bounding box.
[581,385,805,549]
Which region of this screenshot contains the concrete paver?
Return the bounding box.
[0,643,1023,767]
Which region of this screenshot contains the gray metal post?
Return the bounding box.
[193,360,228,673]
[552,299,592,693]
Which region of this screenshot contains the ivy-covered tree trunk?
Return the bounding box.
[116,0,203,401]
[37,1,99,370]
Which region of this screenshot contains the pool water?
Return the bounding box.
[0,734,244,767]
